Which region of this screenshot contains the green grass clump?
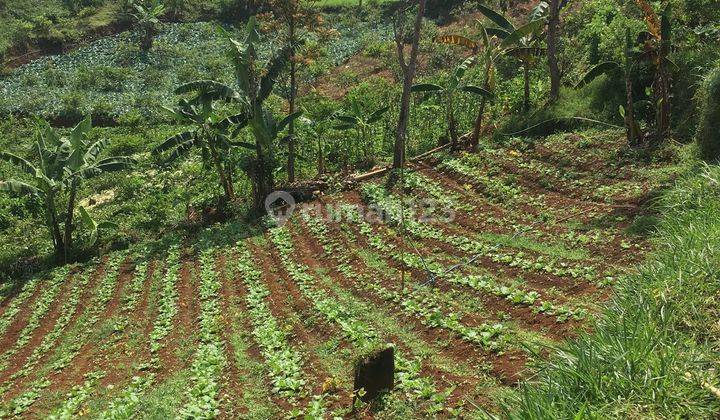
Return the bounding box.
[696,67,720,162]
[504,163,720,418]
[497,78,625,139]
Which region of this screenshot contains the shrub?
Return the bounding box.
[75,66,131,92]
[696,67,720,162]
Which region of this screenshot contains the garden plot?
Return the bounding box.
[0,134,668,418]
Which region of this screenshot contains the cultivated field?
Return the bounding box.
[0,131,670,418]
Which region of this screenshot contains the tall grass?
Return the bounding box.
[505,162,720,419]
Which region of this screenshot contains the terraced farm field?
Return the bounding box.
[0,131,670,418]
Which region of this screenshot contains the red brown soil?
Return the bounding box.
[155,252,200,381]
[24,256,138,414]
[287,212,527,389]
[1,258,108,399]
[94,259,159,391]
[216,252,251,419]
[249,240,351,412]
[0,285,45,369]
[0,270,76,381]
[310,55,395,101]
[418,159,652,271]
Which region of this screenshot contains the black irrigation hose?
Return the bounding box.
[499,117,624,137]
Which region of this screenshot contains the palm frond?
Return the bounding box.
[455,56,478,79]
[575,62,620,89]
[0,180,41,196]
[153,131,196,154]
[84,138,111,162]
[0,152,39,176]
[434,34,478,52]
[477,4,515,32]
[411,83,445,93]
[165,138,197,162]
[486,27,512,39]
[175,80,241,101]
[259,46,292,102]
[501,20,545,49]
[278,111,303,133]
[507,47,546,60]
[93,157,136,173]
[366,106,390,124]
[529,1,550,21]
[214,112,250,132]
[460,85,495,99]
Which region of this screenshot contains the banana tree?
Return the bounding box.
[575,29,640,145]
[333,103,389,166]
[303,116,329,176]
[130,0,165,51]
[436,17,540,149]
[154,80,243,202]
[0,117,134,263]
[636,0,673,143]
[78,206,118,251]
[228,17,301,212]
[475,3,547,112]
[411,56,493,150]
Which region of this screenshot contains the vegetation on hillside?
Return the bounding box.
[0,0,719,417]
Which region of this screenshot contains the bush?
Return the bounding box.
[497,83,607,138]
[696,67,720,162]
[75,65,131,92]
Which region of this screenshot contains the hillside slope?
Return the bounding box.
[0,129,676,418]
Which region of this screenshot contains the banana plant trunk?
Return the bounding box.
[209,142,234,203]
[249,158,274,214]
[46,192,65,263]
[141,23,155,51]
[287,18,297,183]
[523,62,531,112]
[654,66,671,144]
[63,180,78,264]
[471,60,493,151]
[447,93,459,150]
[471,98,487,151]
[317,137,325,175]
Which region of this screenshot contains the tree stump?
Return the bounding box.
[353,346,395,403]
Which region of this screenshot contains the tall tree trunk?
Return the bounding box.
[393,0,426,170]
[287,16,297,183]
[625,74,638,146]
[317,137,325,175]
[523,62,531,112]
[654,64,671,143]
[547,0,561,102]
[63,180,78,264]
